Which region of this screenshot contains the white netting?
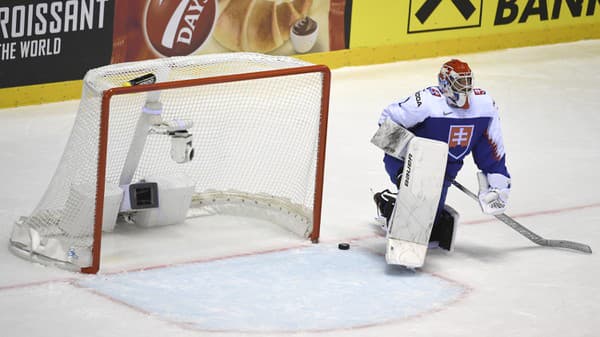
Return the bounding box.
[10,53,328,272]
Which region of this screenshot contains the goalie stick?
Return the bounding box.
[452,180,592,254]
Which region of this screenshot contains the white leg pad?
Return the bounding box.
[386,238,428,268]
[386,137,448,267]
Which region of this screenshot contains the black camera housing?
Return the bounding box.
[128,182,159,209]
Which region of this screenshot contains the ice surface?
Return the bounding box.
[77,245,465,332]
[1,40,599,337]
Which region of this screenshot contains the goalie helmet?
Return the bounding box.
[438,59,473,108]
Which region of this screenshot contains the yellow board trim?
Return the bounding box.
[299,22,600,68]
[0,80,83,109]
[1,22,599,109]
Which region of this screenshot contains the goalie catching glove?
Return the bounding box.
[477,172,510,215]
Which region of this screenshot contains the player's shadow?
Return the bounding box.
[384,264,418,276]
[447,243,507,263]
[499,245,592,255]
[451,241,579,261]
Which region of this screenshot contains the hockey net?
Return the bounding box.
[9,53,330,273]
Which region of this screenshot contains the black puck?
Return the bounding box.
[338,242,350,250]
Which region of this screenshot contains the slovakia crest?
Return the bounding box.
[448,125,474,159]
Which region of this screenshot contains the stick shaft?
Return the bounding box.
[451,180,592,254]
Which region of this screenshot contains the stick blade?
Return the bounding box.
[545,239,592,254]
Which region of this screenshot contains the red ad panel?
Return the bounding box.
[111,0,350,63]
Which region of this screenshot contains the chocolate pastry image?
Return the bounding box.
[214,0,313,52]
[290,16,318,53]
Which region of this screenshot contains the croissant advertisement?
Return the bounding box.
[0,0,114,88]
[110,0,350,63]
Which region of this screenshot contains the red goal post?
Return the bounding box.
[10,53,331,274]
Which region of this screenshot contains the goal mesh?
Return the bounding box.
[10,53,330,273]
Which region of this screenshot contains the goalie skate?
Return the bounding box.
[373,189,396,232]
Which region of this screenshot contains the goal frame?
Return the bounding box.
[82,65,330,274]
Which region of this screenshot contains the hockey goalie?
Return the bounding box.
[371,59,511,268]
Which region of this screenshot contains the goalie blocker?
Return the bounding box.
[372,119,457,268]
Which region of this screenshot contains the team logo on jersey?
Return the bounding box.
[427,87,441,97]
[448,125,474,159]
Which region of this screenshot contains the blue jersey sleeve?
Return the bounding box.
[471,115,510,178]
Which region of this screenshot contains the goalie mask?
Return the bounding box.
[438,59,473,109]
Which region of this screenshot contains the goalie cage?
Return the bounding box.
[9,53,331,274]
